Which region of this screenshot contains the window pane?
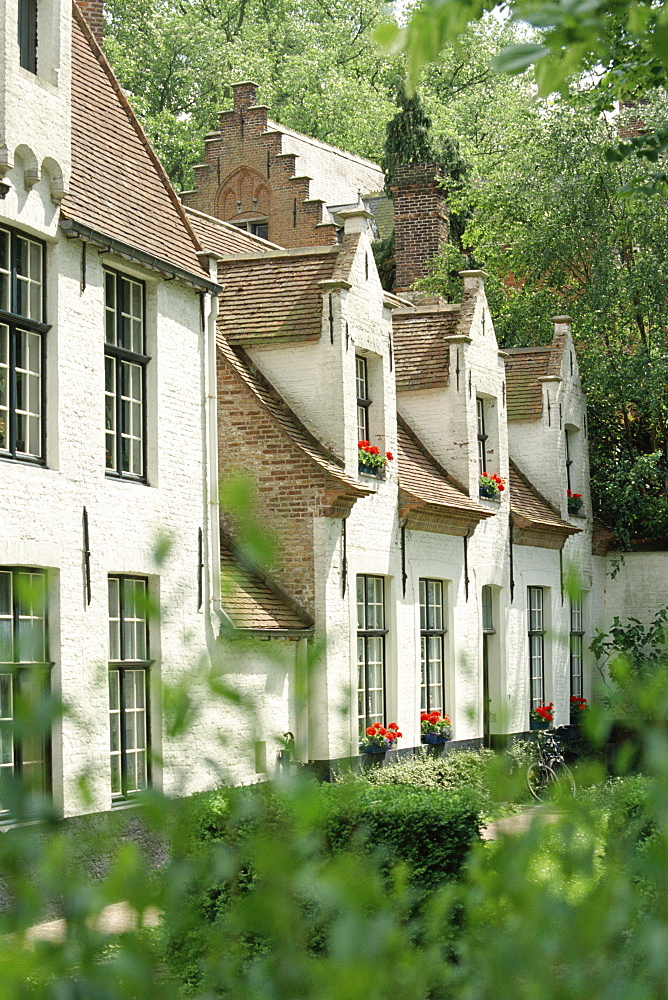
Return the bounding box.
[15,572,46,663]
[0,230,9,312]
[16,237,42,321]
[108,578,120,660]
[105,272,117,346]
[14,329,41,458]
[0,325,8,451]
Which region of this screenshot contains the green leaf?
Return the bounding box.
[491,43,551,75]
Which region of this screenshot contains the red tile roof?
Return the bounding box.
[509,460,579,547]
[185,207,282,256]
[504,335,565,421]
[217,247,345,345]
[217,337,370,497]
[62,5,208,282]
[220,542,312,632]
[397,416,493,533]
[392,307,459,391]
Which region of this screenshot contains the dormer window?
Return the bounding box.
[477,398,487,475]
[565,428,573,491]
[356,355,370,442]
[18,0,37,73]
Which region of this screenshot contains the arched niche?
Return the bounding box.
[14,144,40,189]
[41,156,67,203]
[216,166,271,221]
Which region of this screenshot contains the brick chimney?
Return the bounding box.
[233,81,259,113]
[391,162,449,293]
[78,0,104,45]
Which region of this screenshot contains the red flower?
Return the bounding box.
[358,441,370,449]
[420,712,430,722]
[388,722,399,730]
[428,712,440,724]
[386,452,394,461]
[368,445,380,455]
[366,726,376,736]
[396,732,402,738]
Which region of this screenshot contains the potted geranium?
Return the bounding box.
[570,695,588,723]
[420,711,452,744]
[360,722,402,753]
[358,441,394,478]
[479,472,505,500]
[567,489,583,515]
[530,702,554,730]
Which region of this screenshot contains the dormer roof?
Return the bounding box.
[62,5,211,287]
[216,240,358,346]
[504,333,567,422]
[509,460,579,549]
[392,306,460,391]
[397,416,493,535]
[217,336,369,506]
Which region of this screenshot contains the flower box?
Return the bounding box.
[421,732,448,745]
[358,463,383,478]
[567,490,583,515]
[360,744,387,754]
[360,722,402,753]
[479,485,501,500]
[479,472,505,501]
[530,719,550,731]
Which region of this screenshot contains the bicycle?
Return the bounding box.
[526,727,576,802]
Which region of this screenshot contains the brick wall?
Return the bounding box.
[182,82,337,248]
[217,349,342,617]
[77,0,104,44]
[392,163,449,292]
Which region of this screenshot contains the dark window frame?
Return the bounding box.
[565,429,573,492]
[0,567,52,816]
[104,269,149,483]
[18,0,37,73]
[477,398,488,475]
[570,594,584,699]
[356,574,386,739]
[528,586,545,710]
[0,225,48,465]
[419,578,446,715]
[108,575,151,800]
[356,355,370,443]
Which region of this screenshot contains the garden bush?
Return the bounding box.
[162,777,481,991]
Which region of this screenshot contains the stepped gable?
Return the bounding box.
[504,335,566,421]
[509,460,579,549]
[217,245,344,345]
[392,305,459,391]
[180,82,383,248]
[185,206,283,256]
[217,336,369,500]
[220,541,313,633]
[397,416,493,535]
[62,5,208,283]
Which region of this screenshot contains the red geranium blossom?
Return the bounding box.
[386,452,394,461]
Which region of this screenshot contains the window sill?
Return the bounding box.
[478,491,502,503]
[105,472,149,487]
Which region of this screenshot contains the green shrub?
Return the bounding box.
[163,778,481,990]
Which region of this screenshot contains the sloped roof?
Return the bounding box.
[393,307,459,391]
[504,336,565,421]
[62,5,208,283]
[217,336,369,498]
[509,461,579,546]
[217,246,346,345]
[397,417,492,534]
[185,206,282,256]
[364,193,394,241]
[220,543,312,633]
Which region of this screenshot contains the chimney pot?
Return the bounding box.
[233,81,259,112]
[459,269,488,292]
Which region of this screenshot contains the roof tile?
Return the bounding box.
[221,544,311,631]
[393,308,458,391]
[185,207,282,256]
[63,6,207,280]
[509,461,578,535]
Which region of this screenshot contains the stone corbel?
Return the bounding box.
[0,146,13,177]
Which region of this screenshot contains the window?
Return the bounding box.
[18,0,37,73]
[104,270,147,480]
[481,586,494,634]
[0,226,46,463]
[356,356,370,442]
[477,399,487,475]
[570,595,584,699]
[528,587,545,709]
[0,568,50,811]
[108,576,150,797]
[420,579,445,714]
[565,429,573,491]
[357,575,386,739]
[232,219,269,241]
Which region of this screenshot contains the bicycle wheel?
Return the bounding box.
[527,762,558,802]
[553,762,576,796]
